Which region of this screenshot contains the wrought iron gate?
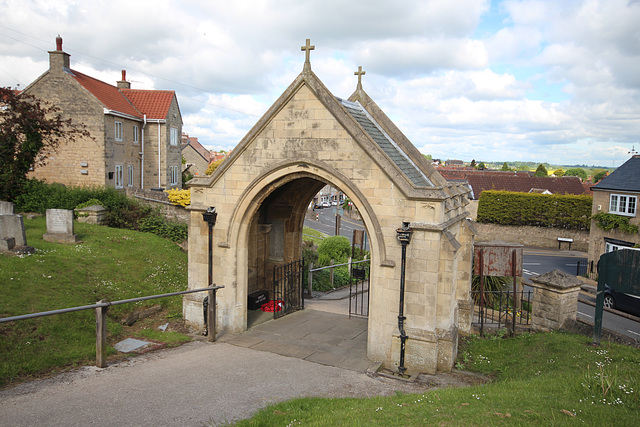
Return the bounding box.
[349,263,370,318]
[273,259,304,319]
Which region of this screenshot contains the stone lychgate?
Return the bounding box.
[184,41,474,374]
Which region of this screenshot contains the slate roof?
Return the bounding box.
[592,156,640,193]
[438,170,586,199]
[339,98,433,187]
[69,70,175,120]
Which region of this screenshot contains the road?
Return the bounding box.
[303,211,639,342]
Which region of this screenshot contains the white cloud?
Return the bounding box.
[1,0,639,166]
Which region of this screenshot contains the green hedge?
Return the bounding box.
[476,190,592,230]
[14,179,187,242]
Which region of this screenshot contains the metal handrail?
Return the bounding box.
[309,258,369,272]
[0,286,224,323]
[1,285,224,368]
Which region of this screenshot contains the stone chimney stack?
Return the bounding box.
[49,35,70,72]
[117,69,131,89]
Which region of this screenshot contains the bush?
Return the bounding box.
[477,190,592,230]
[317,236,351,266]
[593,212,638,234]
[165,188,190,207]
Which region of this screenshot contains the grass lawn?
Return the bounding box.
[238,331,639,426]
[0,216,189,387]
[302,226,327,245]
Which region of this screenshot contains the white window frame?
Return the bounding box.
[115,121,123,142]
[115,165,124,189]
[605,242,640,253]
[170,165,179,186]
[170,127,179,146]
[609,194,637,216]
[133,125,139,144]
[127,165,134,187]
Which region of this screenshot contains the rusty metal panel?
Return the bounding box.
[474,242,523,277]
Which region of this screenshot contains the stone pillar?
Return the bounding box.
[530,270,582,331]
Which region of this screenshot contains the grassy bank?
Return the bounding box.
[238,331,639,425]
[0,216,188,386]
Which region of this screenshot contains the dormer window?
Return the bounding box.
[610,194,636,216]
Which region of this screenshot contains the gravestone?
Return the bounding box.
[74,204,107,225]
[0,214,27,247]
[43,209,79,243]
[0,201,15,214]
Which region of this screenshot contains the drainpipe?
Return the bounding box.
[158,122,161,188]
[140,114,146,189]
[396,221,413,376]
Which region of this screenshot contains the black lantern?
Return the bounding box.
[202,206,217,226]
[395,221,412,376]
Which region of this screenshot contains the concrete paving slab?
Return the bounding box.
[114,338,152,353]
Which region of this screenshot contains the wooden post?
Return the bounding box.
[330,259,335,288]
[208,288,216,342]
[95,299,108,368]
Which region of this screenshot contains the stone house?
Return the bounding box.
[181,133,211,177]
[22,36,183,190]
[588,155,640,265]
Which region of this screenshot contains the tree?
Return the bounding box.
[424,154,433,162]
[565,168,587,181]
[478,161,486,170]
[205,158,224,175]
[534,164,548,177]
[470,159,477,168]
[501,162,510,171]
[592,169,608,183]
[553,168,565,177]
[0,87,89,201]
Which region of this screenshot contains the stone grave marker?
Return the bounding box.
[43,209,79,243]
[0,201,15,214]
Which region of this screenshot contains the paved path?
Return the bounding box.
[0,302,433,426]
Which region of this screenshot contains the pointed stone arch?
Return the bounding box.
[184,54,475,374]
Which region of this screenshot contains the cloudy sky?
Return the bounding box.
[1,0,639,167]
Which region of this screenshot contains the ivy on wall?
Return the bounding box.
[592,212,639,234]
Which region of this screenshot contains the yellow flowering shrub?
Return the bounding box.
[165,188,191,207]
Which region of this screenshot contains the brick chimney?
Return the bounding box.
[117,69,131,89]
[49,35,70,71]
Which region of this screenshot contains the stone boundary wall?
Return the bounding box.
[125,188,189,225]
[473,222,589,252]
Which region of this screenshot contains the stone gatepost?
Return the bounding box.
[530,270,582,331]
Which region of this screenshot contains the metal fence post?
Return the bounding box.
[208,288,216,342]
[95,299,109,368]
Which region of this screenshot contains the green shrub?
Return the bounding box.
[317,236,351,266]
[75,199,103,209]
[477,190,592,230]
[311,265,351,292]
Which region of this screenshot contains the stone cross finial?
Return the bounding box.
[355,66,366,88]
[301,39,315,65]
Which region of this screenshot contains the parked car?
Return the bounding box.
[331,200,338,206]
[322,202,330,208]
[604,284,640,317]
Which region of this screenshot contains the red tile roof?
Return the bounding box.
[121,89,175,120]
[70,70,175,120]
[438,170,586,199]
[71,70,142,118]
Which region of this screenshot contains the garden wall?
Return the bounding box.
[125,188,189,225]
[473,222,589,252]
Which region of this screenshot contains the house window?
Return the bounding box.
[170,127,179,146]
[170,165,179,186]
[115,165,124,189]
[115,121,123,142]
[609,194,637,216]
[133,125,139,144]
[127,165,134,187]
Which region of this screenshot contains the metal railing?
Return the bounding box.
[307,258,369,293]
[0,286,223,368]
[472,289,532,334]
